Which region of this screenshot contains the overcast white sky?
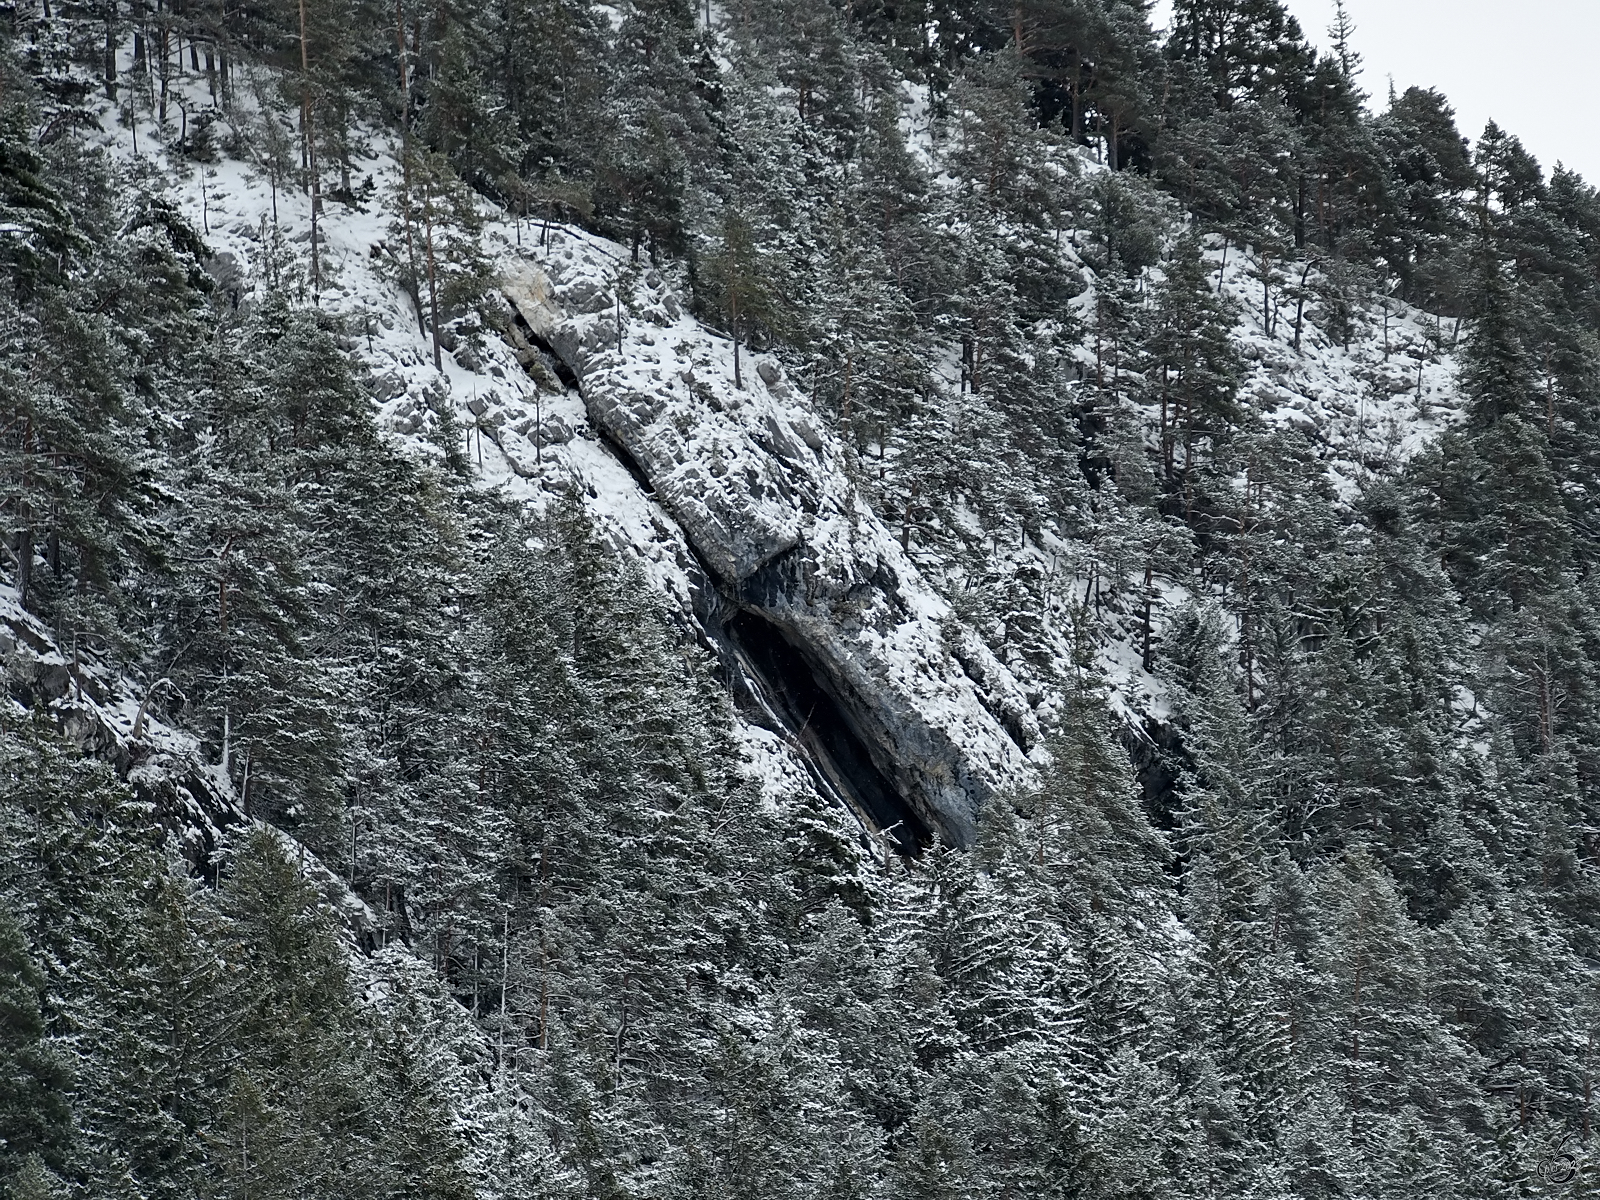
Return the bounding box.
[1148,0,1600,186]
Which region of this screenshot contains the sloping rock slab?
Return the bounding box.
[505,249,1035,846]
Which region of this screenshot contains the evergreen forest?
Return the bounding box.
[5,0,1600,1196]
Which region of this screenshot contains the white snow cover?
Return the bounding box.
[503,243,1039,843]
[1089,235,1465,723]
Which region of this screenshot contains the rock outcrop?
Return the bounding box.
[0,585,242,868]
[504,250,1036,846]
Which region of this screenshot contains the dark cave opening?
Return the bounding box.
[508,305,580,390]
[725,608,931,854]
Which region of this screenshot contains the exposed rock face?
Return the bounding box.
[504,253,1036,846]
[1,587,378,938]
[0,585,242,868]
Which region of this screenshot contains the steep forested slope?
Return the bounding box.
[5,0,1600,1197]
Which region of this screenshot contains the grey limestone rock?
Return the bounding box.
[503,259,1035,845]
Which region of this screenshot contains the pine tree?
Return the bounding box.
[388,146,495,370]
[0,903,71,1187]
[1141,233,1243,501]
[212,829,377,1200]
[594,0,708,261]
[701,204,788,389]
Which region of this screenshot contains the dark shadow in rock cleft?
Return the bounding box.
[725,608,931,854]
[498,298,932,854]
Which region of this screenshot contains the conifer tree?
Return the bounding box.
[1141,233,1243,499]
[702,204,787,389]
[0,904,71,1188]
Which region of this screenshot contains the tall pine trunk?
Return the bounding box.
[424,174,442,371]
[299,0,320,292]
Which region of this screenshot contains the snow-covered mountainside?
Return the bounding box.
[86,70,1046,848]
[14,1,1600,1194]
[503,248,1037,846]
[69,72,1474,854]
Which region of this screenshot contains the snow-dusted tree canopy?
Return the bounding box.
[3,0,1600,1194]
